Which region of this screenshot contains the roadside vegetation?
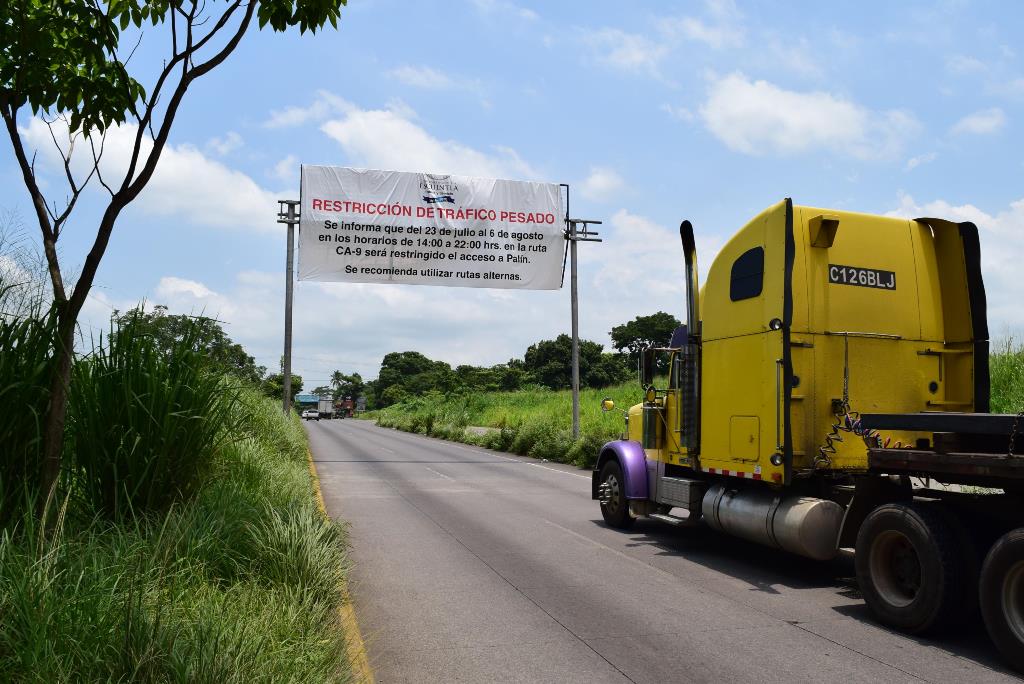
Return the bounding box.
[374,381,644,468]
[375,341,1024,468]
[0,291,351,681]
[990,337,1024,415]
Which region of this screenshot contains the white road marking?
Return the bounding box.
[423,466,454,480]
[526,462,590,479]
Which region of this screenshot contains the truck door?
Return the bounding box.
[699,200,792,484]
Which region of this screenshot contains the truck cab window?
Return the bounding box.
[730,246,764,301]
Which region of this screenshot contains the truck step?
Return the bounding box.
[649,512,701,527]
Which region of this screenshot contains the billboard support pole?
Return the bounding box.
[278,200,300,415]
[564,206,602,441]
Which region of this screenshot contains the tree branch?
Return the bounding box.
[0,94,66,304]
[89,133,114,198]
[123,1,254,205]
[122,1,244,193]
[69,1,256,325]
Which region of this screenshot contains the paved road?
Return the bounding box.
[309,419,1021,684]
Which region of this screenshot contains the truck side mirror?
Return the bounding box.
[640,348,655,387]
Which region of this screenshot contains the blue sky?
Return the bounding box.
[2,0,1022,389]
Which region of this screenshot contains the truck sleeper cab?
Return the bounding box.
[593,199,1024,671]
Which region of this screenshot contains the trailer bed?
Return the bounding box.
[862,412,1024,487]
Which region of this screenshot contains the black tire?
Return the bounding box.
[598,460,635,529]
[979,528,1024,673]
[855,502,966,634]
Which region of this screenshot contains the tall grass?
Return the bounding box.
[0,388,351,683]
[990,338,1024,414]
[0,303,56,526]
[374,381,643,467]
[67,316,243,520]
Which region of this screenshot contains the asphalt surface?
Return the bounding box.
[308,419,1022,684]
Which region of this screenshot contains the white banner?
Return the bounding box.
[298,166,565,289]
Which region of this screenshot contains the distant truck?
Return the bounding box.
[317,397,334,419]
[335,397,355,418]
[595,200,1024,671]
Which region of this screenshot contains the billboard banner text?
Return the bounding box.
[298,166,565,289]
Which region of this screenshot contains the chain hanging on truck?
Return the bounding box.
[814,334,884,471]
[1010,410,1023,458]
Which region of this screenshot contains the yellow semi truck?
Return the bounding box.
[594,199,1024,670]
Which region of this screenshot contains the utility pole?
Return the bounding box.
[278,200,300,415]
[566,218,602,440]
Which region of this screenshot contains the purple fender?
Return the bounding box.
[591,440,649,500]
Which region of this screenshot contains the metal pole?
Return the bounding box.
[570,219,580,440]
[279,200,299,416]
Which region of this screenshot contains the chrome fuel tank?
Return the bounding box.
[702,483,844,561]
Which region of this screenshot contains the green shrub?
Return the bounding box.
[566,428,615,468]
[67,316,243,520]
[0,306,57,526]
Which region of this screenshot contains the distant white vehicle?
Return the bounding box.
[302,409,320,421]
[317,397,334,419]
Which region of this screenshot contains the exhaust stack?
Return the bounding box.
[679,221,701,453]
[679,221,700,341]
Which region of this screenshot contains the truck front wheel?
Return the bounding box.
[855,503,965,634]
[980,528,1024,672]
[598,460,635,530]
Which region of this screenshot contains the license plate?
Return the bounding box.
[828,264,896,290]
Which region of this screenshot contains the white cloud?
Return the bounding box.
[205,131,243,155]
[581,2,743,78]
[320,101,540,179]
[20,119,281,232]
[886,193,1024,333]
[157,276,216,299]
[470,0,538,22]
[580,28,671,77]
[661,103,695,122]
[658,0,744,50]
[765,38,824,79]
[659,16,742,49]
[579,167,625,202]
[946,54,986,75]
[272,154,299,184]
[388,65,455,90]
[905,152,937,171]
[989,77,1024,98]
[700,72,919,160]
[587,209,723,314]
[950,108,1006,135]
[262,90,350,129]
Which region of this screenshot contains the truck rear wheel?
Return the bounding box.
[855,502,965,634]
[979,528,1024,672]
[598,460,635,530]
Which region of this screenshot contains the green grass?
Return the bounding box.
[0,305,56,526]
[372,381,644,468]
[990,338,1024,414]
[68,315,243,520]
[374,343,1024,467]
[0,388,352,683]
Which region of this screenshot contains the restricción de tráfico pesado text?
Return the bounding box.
[316,219,553,282]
